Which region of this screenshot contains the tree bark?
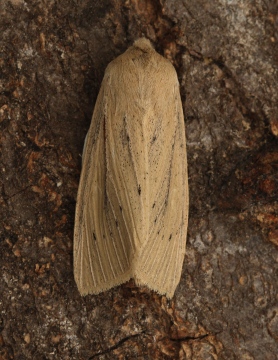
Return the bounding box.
[0,0,277,359]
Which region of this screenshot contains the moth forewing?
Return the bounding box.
[74,37,189,298]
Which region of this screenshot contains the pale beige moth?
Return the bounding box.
[74,38,189,298]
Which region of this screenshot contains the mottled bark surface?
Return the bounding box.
[0,0,277,359]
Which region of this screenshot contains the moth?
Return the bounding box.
[74,38,189,298]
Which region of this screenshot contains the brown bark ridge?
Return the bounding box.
[0,0,277,359]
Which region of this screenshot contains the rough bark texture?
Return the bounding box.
[0,0,277,359]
